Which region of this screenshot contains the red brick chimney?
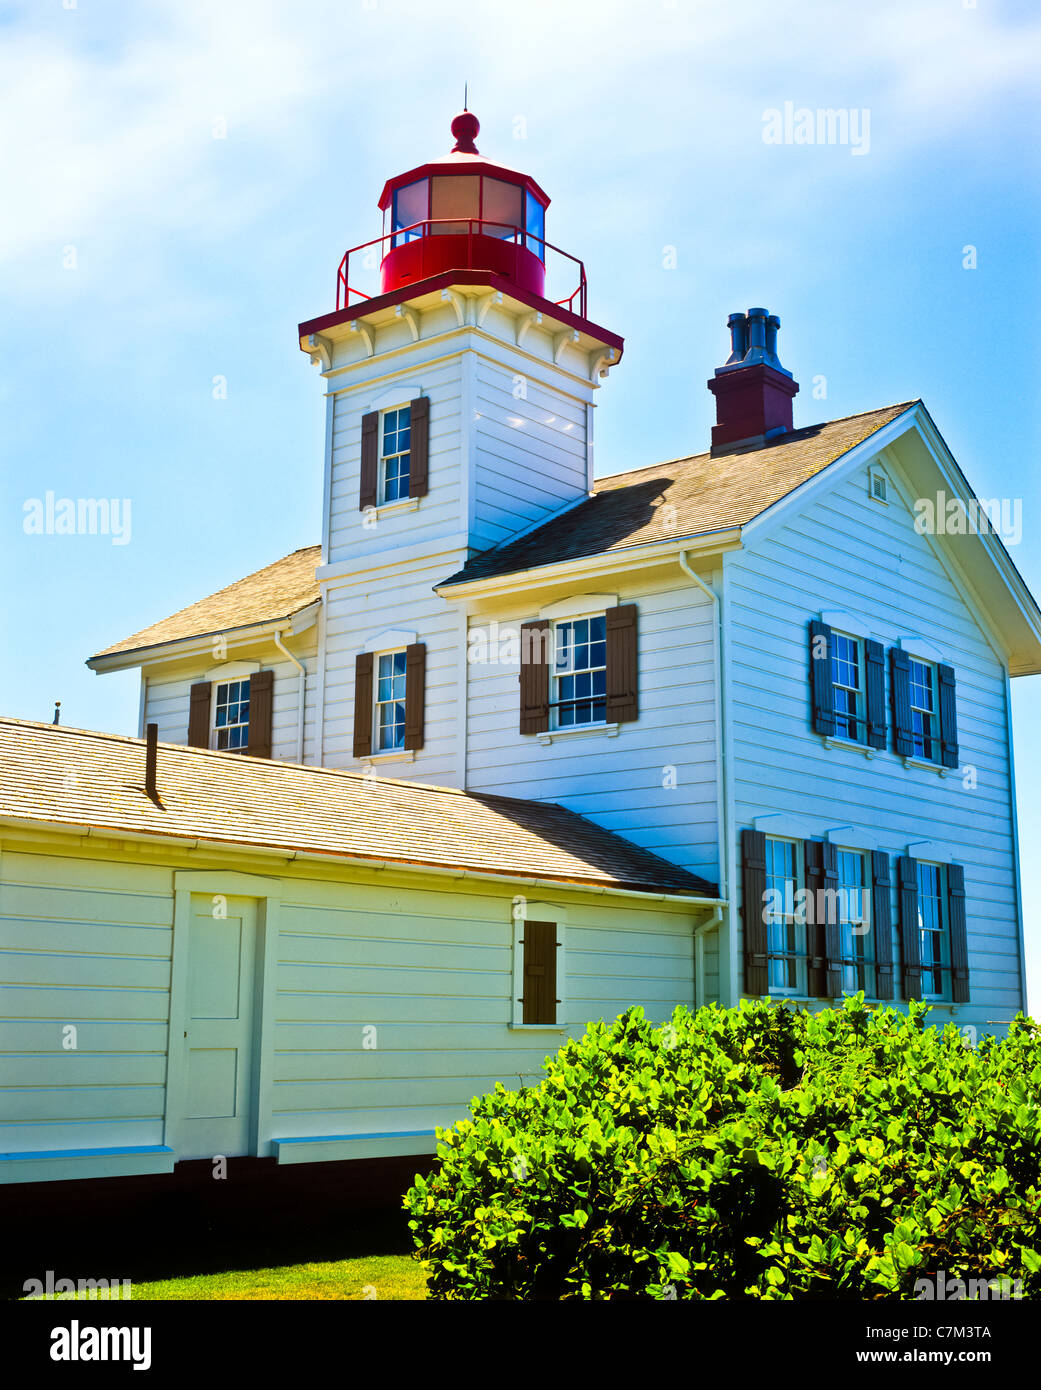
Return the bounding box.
[707,308,799,451]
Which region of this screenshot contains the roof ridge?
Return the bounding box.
[591,399,919,490]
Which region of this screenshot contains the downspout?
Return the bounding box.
[678,551,728,900]
[274,628,306,764]
[694,907,723,1009]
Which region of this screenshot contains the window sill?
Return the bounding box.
[820,735,876,759]
[537,722,619,746]
[361,749,416,767]
[370,496,420,519]
[761,994,959,1015]
[509,1023,567,1033]
[902,755,952,777]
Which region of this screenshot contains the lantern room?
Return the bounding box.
[375,111,549,299]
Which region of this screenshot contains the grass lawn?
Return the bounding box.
[127,1254,427,1301]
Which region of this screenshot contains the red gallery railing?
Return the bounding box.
[335,218,588,319]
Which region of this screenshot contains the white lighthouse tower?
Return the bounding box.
[297,110,623,782]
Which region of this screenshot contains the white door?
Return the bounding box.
[179,895,258,1160]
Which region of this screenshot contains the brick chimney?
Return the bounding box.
[707,307,799,451]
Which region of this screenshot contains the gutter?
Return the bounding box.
[694,907,723,1009]
[678,550,728,902]
[273,627,307,764]
[0,814,724,907]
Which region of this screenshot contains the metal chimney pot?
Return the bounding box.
[145,723,158,796]
[745,307,768,355]
[725,312,748,366]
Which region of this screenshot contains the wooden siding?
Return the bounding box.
[727,450,1025,1026]
[0,836,696,1179]
[464,574,721,887]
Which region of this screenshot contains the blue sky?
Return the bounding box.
[1,0,1039,1005]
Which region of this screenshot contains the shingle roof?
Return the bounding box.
[90,546,322,660]
[0,719,717,899]
[440,402,915,587]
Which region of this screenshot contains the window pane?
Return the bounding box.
[431,176,480,235]
[482,178,523,239]
[392,179,428,245]
[525,190,545,260]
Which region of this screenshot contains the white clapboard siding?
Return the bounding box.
[727,450,1025,1026]
[143,635,319,765]
[320,553,466,783]
[464,575,721,884]
[0,850,174,1157]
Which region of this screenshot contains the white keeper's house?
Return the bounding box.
[2,111,1039,1187]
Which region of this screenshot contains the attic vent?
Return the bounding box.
[869,467,888,503]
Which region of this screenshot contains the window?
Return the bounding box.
[836,849,872,993]
[213,679,250,752]
[380,406,411,503]
[909,659,937,760]
[391,178,428,246]
[830,632,863,742]
[917,862,948,998]
[375,650,407,751]
[765,837,804,994]
[525,190,545,261]
[552,615,607,728]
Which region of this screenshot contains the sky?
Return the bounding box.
[1,0,1040,1005]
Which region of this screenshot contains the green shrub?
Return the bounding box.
[404,998,1041,1299]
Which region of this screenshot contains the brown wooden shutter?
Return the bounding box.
[521,920,557,1025]
[408,396,429,498]
[352,652,374,758]
[947,862,970,1003]
[359,410,379,510]
[890,648,915,756]
[187,682,212,749]
[821,840,843,997]
[898,854,921,999]
[937,664,959,769]
[809,619,835,736]
[605,603,638,723]
[741,829,769,995]
[519,620,550,734]
[246,669,274,758]
[804,840,828,997]
[403,642,426,751]
[871,850,895,1000]
[864,639,887,750]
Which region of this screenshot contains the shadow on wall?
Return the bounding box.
[0,1154,434,1300]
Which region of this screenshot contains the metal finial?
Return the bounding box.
[53,701,61,726]
[464,81,468,111]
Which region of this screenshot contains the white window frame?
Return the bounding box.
[909,657,939,763]
[372,647,408,753]
[212,677,251,753]
[830,629,865,745]
[378,403,412,505]
[764,835,806,997]
[868,464,889,504]
[510,903,567,1032]
[550,611,608,732]
[916,860,950,1001]
[834,847,873,996]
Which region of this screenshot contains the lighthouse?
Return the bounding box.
[296,111,624,779]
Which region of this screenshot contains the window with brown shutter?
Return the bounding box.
[187,682,211,748]
[246,669,274,759]
[359,411,378,511]
[352,652,374,758]
[519,620,550,734]
[741,828,769,995]
[897,854,922,998]
[520,920,558,1024]
[409,396,429,498]
[947,863,970,1003]
[871,850,895,1000]
[809,619,835,736]
[403,642,426,751]
[605,603,638,723]
[890,649,915,756]
[864,639,887,749]
[937,664,959,769]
